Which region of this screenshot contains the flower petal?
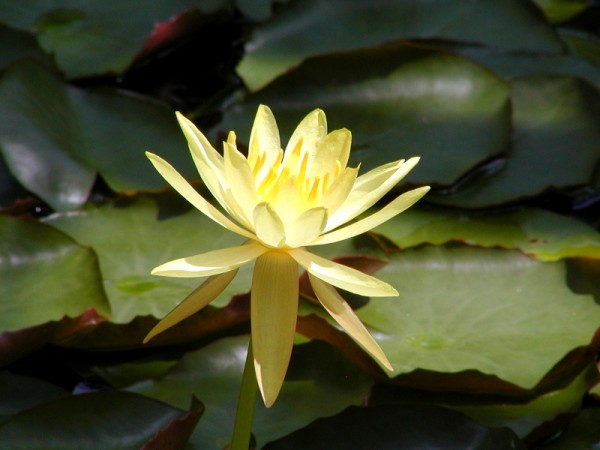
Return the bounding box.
[283,109,327,168]
[223,141,259,227]
[308,128,351,179]
[326,157,420,231]
[308,274,393,371]
[151,241,267,278]
[143,270,237,343]
[288,248,397,297]
[320,166,359,215]
[145,152,255,240]
[248,105,281,183]
[285,207,327,247]
[253,202,286,248]
[252,252,299,407]
[176,112,235,215]
[313,186,431,245]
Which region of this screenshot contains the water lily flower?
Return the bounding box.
[144,105,429,407]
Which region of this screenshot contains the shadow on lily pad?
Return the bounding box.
[263,403,526,450]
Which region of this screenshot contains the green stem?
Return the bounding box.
[230,338,258,450]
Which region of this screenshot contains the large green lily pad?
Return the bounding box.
[0,389,202,449]
[237,0,563,90]
[309,245,600,389]
[429,75,600,207]
[0,215,110,333]
[221,42,511,186]
[0,60,193,211]
[372,206,600,261]
[263,404,526,450]
[0,0,227,78]
[45,194,251,323]
[126,336,372,449]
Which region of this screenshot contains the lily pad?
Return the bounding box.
[45,194,251,323]
[429,75,600,207]
[0,60,194,211]
[0,390,203,449]
[323,245,600,389]
[0,215,110,333]
[372,206,600,261]
[0,0,228,78]
[538,406,600,449]
[263,404,526,450]
[0,24,50,72]
[237,0,563,90]
[532,0,592,22]
[126,335,372,449]
[221,42,511,185]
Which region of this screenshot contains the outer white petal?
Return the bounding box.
[252,252,299,407]
[253,202,286,248]
[146,152,255,240]
[143,270,237,343]
[313,186,431,245]
[288,248,397,297]
[308,274,393,371]
[151,241,267,278]
[285,207,327,247]
[326,157,420,231]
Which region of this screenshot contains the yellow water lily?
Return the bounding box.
[144,105,429,407]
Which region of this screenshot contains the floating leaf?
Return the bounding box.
[0,390,203,449]
[0,61,194,210]
[126,336,372,449]
[0,0,228,78]
[532,0,592,22]
[0,372,69,420]
[0,24,50,72]
[0,215,110,333]
[237,0,563,90]
[263,404,526,450]
[221,42,511,185]
[372,206,600,261]
[316,246,600,389]
[45,194,250,323]
[538,406,600,449]
[429,75,600,207]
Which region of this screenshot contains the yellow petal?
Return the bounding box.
[285,207,327,247]
[224,141,259,227]
[314,186,431,245]
[248,105,281,183]
[283,109,327,169]
[320,166,359,215]
[251,252,299,407]
[326,157,420,231]
[253,202,286,248]
[143,270,237,343]
[145,152,255,240]
[308,128,351,179]
[151,241,267,277]
[288,248,398,297]
[308,274,393,371]
[176,112,234,215]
